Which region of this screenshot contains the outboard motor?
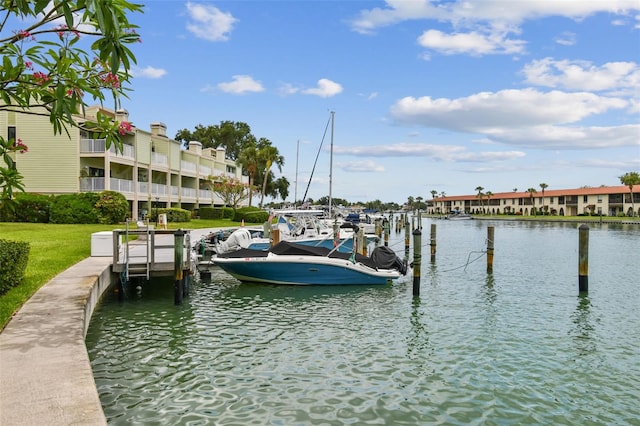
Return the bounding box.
[216,228,253,254]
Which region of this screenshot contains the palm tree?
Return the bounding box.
[475,186,485,214]
[485,191,493,214]
[430,190,438,214]
[619,171,640,216]
[526,188,537,215]
[236,137,258,207]
[539,183,548,215]
[257,143,284,208]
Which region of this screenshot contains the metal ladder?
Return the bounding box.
[124,219,151,281]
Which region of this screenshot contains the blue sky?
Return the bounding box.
[122,0,639,204]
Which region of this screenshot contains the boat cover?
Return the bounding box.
[218,241,406,274]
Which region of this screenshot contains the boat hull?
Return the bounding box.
[214,254,400,285]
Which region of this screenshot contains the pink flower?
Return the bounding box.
[13,139,28,154]
[24,61,33,70]
[32,71,49,85]
[100,72,120,88]
[118,121,133,135]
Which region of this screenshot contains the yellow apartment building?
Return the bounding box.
[2,105,248,220]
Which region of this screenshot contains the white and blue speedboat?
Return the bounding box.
[213,241,408,286]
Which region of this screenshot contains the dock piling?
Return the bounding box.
[486,226,495,273]
[174,229,185,305]
[430,223,437,262]
[412,228,422,297]
[579,224,589,292]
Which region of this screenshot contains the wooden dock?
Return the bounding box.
[111,228,195,280]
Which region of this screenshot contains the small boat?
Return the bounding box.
[213,241,408,285]
[446,212,473,220]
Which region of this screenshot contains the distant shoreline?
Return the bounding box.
[424,214,640,226]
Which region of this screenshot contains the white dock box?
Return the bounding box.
[91,231,118,257]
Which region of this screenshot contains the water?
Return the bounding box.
[86,219,640,425]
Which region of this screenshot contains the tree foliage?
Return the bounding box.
[212,176,250,210]
[0,0,142,208]
[175,121,253,161]
[619,171,640,216]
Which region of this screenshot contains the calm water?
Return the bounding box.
[86,219,640,425]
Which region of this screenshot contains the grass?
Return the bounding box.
[0,219,245,330]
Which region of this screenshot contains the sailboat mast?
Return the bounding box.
[295,139,299,208]
[329,111,334,216]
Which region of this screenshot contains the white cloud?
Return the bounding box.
[333,142,525,163]
[301,79,343,98]
[486,124,640,149]
[350,0,639,57]
[522,58,640,92]
[130,66,167,79]
[417,29,525,56]
[554,31,576,46]
[389,88,636,149]
[351,0,640,34]
[391,89,627,131]
[217,75,264,94]
[338,160,386,173]
[185,2,237,41]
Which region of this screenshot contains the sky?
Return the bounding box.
[119,0,639,205]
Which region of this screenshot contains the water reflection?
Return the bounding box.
[87,220,640,425]
[407,298,430,360]
[570,293,596,358]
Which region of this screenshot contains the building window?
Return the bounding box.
[583,195,588,203]
[550,197,554,203]
[7,126,16,143]
[597,195,603,203]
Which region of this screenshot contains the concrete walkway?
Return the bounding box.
[0,256,112,425]
[0,228,221,425]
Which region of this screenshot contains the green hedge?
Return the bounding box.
[0,239,30,295]
[233,207,269,223]
[148,207,191,223]
[200,207,234,219]
[95,191,129,224]
[50,193,101,224]
[0,192,52,223]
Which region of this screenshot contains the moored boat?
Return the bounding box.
[213,241,408,285]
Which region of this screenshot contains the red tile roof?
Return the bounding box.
[434,185,639,201]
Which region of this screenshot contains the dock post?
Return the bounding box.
[174,229,185,305]
[412,227,422,297]
[271,228,280,246]
[579,224,589,292]
[487,226,494,273]
[356,227,365,255]
[383,218,390,246]
[404,219,410,260]
[430,223,437,262]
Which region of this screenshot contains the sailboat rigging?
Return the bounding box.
[301,111,335,215]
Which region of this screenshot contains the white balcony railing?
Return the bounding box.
[79,177,105,191]
[171,185,179,196]
[80,139,106,153]
[181,187,197,198]
[181,160,197,173]
[110,178,134,193]
[152,152,168,166]
[151,183,167,196]
[199,189,213,200]
[200,165,212,176]
[109,144,135,159]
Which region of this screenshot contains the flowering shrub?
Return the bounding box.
[0,0,142,209]
[211,176,251,210]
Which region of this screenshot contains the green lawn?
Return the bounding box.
[0,219,244,330]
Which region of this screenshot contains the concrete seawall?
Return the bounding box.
[0,256,113,426]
